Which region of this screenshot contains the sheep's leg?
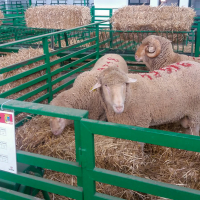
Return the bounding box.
[182,115,200,136]
[138,142,145,152]
[185,124,200,136]
[180,116,189,129]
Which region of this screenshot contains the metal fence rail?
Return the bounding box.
[0,98,88,200]
[80,119,200,200]
[1,97,200,199]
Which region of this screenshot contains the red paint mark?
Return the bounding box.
[107,57,119,62]
[107,61,113,64]
[193,57,196,60]
[140,74,153,80]
[170,65,180,70]
[97,68,105,71]
[177,62,192,67]
[160,67,173,74]
[102,64,109,67]
[150,71,161,78]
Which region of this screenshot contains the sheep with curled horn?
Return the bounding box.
[135,35,200,71]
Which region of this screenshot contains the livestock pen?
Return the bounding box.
[1,20,200,199]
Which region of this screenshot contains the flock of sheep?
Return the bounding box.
[50,35,200,146]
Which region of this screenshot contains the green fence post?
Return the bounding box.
[195,22,200,57]
[96,23,100,59]
[42,37,53,103]
[57,34,62,49]
[74,120,83,188]
[109,9,113,49]
[13,18,17,26]
[90,6,95,23]
[64,32,69,46]
[80,120,96,199]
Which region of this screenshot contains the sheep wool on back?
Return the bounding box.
[98,61,200,135]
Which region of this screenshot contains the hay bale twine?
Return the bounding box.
[16,115,200,199]
[25,5,91,29]
[0,47,61,102]
[0,10,4,26]
[111,4,196,42]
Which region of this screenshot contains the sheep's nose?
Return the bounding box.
[135,55,139,61]
[116,106,123,111]
[114,105,124,113]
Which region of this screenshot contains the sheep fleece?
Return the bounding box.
[100,61,200,128]
[50,54,128,121]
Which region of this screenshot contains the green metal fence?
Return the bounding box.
[0,19,200,200]
[1,99,200,199]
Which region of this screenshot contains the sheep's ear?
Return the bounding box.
[90,82,101,92]
[126,78,137,83]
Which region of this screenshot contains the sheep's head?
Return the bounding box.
[91,67,137,114]
[49,117,67,135]
[135,35,163,61]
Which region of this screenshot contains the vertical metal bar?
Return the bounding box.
[109,9,113,49]
[64,32,69,46]
[191,30,195,57]
[57,33,62,49]
[74,120,83,188]
[42,37,53,103]
[80,120,96,200]
[195,22,200,57]
[51,30,55,50]
[96,24,100,59]
[90,6,95,23]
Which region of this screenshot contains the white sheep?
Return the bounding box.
[50,54,128,135]
[91,61,200,136]
[135,35,200,71]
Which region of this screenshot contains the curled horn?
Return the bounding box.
[144,38,161,58]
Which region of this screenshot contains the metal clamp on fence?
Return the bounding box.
[1,99,13,110]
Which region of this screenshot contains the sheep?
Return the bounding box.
[135,35,200,71]
[91,61,200,136]
[49,54,128,135]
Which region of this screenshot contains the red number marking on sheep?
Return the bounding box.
[97,68,105,71]
[150,71,161,78]
[170,65,180,71]
[140,74,153,80]
[177,62,192,67]
[107,57,119,62]
[102,64,109,67]
[107,61,113,64]
[160,67,173,74]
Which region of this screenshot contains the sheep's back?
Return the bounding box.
[127,61,200,125]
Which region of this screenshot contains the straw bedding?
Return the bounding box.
[25,5,91,29]
[0,48,60,102]
[0,10,4,26]
[111,4,196,42]
[16,115,200,200]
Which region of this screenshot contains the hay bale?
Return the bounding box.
[0,47,61,102]
[111,4,196,42]
[25,5,91,29]
[16,115,200,199]
[0,10,4,26]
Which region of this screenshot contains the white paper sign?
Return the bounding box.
[0,110,17,174]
